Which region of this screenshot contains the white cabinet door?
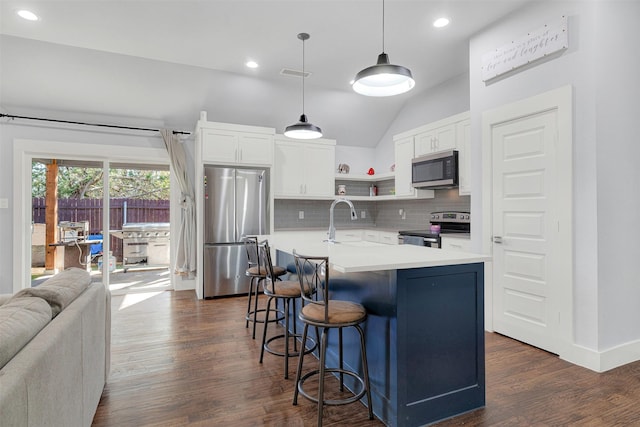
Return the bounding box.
[414,124,456,156]
[434,124,456,152]
[336,230,362,242]
[274,139,335,197]
[394,137,415,196]
[304,143,335,197]
[456,119,471,196]
[441,236,471,252]
[202,130,239,164]
[202,130,273,166]
[363,230,379,242]
[413,131,433,157]
[274,141,306,196]
[238,134,273,165]
[379,231,399,245]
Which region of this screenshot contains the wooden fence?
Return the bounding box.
[32,198,170,261]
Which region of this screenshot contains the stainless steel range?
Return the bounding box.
[111,222,170,272]
[398,211,470,248]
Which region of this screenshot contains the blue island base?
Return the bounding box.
[278,250,485,427]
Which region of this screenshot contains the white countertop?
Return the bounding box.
[262,231,490,273]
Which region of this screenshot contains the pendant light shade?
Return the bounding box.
[285,33,322,140]
[285,114,323,139]
[352,0,415,97]
[352,53,415,97]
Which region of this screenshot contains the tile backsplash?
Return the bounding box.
[274,189,470,231]
[274,199,376,230]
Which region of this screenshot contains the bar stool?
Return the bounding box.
[258,240,316,379]
[292,251,373,426]
[243,236,287,339]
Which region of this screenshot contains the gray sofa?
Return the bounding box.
[0,268,111,427]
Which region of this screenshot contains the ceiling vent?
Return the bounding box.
[280,68,311,78]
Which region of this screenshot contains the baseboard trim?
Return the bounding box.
[561,339,640,372]
[173,276,196,292]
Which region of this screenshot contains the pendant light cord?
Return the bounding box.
[302,36,306,116]
[382,0,385,53]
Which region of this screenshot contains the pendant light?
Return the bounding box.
[284,33,322,140]
[352,0,415,97]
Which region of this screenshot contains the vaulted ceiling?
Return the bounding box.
[0,1,530,147]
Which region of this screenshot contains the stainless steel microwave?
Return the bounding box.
[411,149,459,189]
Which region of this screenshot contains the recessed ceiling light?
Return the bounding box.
[246,60,259,69]
[433,17,450,28]
[17,10,39,21]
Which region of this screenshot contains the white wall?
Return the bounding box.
[593,1,640,350]
[334,145,376,176]
[469,0,640,355]
[0,34,405,151]
[373,72,470,171]
[0,114,172,294]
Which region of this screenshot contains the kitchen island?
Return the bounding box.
[264,231,490,427]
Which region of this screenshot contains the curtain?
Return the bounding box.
[160,129,196,277]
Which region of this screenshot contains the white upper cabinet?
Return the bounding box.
[198,122,275,166]
[394,137,415,197]
[393,111,470,197]
[456,118,471,196]
[274,137,336,198]
[414,123,456,157]
[393,136,435,199]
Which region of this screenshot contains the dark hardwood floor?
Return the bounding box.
[93,290,640,426]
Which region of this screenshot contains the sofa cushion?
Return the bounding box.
[12,268,91,317]
[0,296,52,369]
[0,294,12,306]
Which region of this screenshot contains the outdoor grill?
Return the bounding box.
[111,222,170,272]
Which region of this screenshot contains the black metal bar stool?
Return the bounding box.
[243,236,287,339]
[292,251,373,426]
[258,240,316,379]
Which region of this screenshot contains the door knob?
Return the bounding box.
[493,236,503,244]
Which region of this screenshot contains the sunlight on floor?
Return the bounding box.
[108,269,171,295]
[118,291,165,311]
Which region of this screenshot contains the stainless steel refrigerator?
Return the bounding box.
[203,166,269,298]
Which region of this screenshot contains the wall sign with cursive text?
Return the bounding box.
[481,16,568,82]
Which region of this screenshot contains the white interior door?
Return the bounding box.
[492,109,562,354]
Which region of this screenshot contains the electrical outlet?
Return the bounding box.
[361,210,366,219]
[298,210,304,220]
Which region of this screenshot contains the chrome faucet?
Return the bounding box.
[327,197,358,243]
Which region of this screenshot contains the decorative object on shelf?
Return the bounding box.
[338,163,350,174]
[351,0,415,97]
[367,167,375,175]
[369,185,378,196]
[338,185,347,195]
[284,33,322,140]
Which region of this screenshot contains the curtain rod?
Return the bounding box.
[0,113,191,135]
